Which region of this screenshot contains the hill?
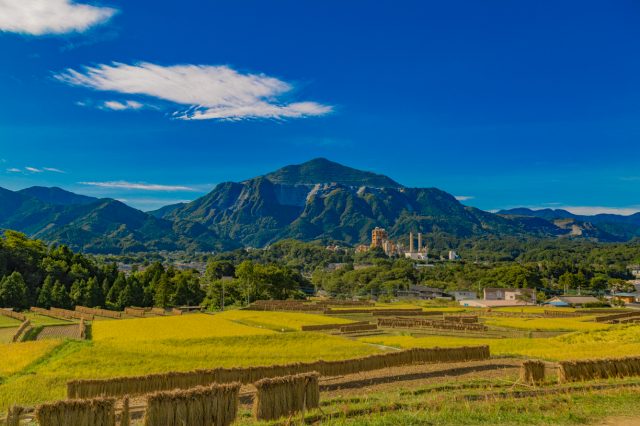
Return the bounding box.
[499,208,640,241]
[0,188,232,253]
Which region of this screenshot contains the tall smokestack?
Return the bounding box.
[418,233,422,253]
[409,232,414,253]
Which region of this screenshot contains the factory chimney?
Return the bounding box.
[409,232,414,253]
[418,233,422,253]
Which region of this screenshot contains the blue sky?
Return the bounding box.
[1,0,640,214]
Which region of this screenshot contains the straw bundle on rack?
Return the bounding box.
[76,306,122,319]
[558,356,640,383]
[519,360,545,384]
[6,405,25,426]
[253,372,320,421]
[0,308,26,321]
[120,397,130,426]
[124,307,146,317]
[35,398,116,426]
[301,321,370,331]
[67,346,489,399]
[12,319,31,342]
[143,382,240,426]
[339,324,377,333]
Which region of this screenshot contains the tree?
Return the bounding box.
[51,280,71,309]
[37,275,55,309]
[0,271,29,309]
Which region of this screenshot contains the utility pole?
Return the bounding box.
[221,280,225,312]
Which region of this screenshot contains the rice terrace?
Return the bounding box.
[3,0,640,424]
[2,299,640,425]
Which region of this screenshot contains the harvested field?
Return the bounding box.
[36,324,84,340]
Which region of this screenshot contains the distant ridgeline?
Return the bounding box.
[1,158,640,254]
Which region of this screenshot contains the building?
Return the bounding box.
[355,244,369,253]
[483,288,536,303]
[397,285,449,300]
[371,227,388,249]
[611,292,639,305]
[459,299,534,308]
[450,290,477,301]
[544,296,601,307]
[628,265,640,278]
[448,250,460,261]
[404,232,429,260]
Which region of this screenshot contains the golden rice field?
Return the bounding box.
[218,310,354,331]
[0,340,63,376]
[482,316,608,331]
[360,324,640,361]
[92,313,275,342]
[0,312,380,411]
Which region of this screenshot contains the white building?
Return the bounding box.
[448,250,460,261]
[450,290,477,301]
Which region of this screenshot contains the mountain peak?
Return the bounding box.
[18,186,98,206]
[263,158,402,188]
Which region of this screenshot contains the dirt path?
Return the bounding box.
[594,417,640,426]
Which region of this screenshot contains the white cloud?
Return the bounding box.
[455,195,474,202]
[79,181,196,192]
[43,167,66,173]
[0,0,117,36]
[555,205,640,216]
[102,100,144,111]
[25,166,42,173]
[55,62,332,120]
[6,167,21,173]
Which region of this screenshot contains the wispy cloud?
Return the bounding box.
[6,166,65,174]
[55,62,332,121]
[79,181,197,192]
[43,167,66,173]
[455,195,474,201]
[0,0,117,36]
[101,100,144,111]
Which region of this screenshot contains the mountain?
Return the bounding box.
[4,159,638,254]
[157,158,609,247]
[263,157,402,188]
[0,187,233,254]
[498,208,640,241]
[18,186,97,206]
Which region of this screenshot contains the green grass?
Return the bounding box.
[0,315,21,328]
[25,313,73,327]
